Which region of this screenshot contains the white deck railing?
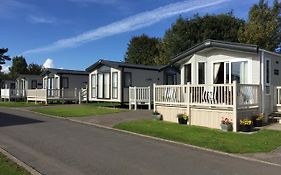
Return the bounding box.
[154,82,260,109]
[1,89,25,100]
[129,86,151,110]
[26,88,81,103]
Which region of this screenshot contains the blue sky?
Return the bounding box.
[0,0,271,71]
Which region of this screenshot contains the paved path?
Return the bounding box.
[0,108,281,175]
[71,110,151,127]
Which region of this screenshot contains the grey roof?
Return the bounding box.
[41,68,88,76]
[86,59,171,72]
[171,39,259,64]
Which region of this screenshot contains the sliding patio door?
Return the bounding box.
[97,73,110,99]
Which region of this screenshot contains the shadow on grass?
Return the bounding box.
[0,112,43,127]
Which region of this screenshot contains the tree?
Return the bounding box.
[125,34,161,65]
[9,56,28,76]
[238,0,281,51]
[0,48,11,71]
[27,63,43,75]
[160,13,244,63]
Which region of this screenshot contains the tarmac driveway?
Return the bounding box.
[0,107,281,175]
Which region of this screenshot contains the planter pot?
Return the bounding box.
[254,119,263,127]
[178,118,188,125]
[152,114,162,121]
[220,124,233,132]
[240,125,252,132]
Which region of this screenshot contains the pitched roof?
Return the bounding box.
[86,59,170,72]
[171,39,259,64]
[41,68,88,76]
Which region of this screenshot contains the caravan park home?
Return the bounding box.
[1,74,42,101]
[154,39,281,132]
[26,68,89,103]
[86,59,179,103]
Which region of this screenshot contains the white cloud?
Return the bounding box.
[0,0,34,19]
[23,0,229,55]
[1,65,10,73]
[28,15,55,24]
[43,58,55,68]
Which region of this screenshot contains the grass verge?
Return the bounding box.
[114,119,281,153]
[32,104,127,117]
[0,153,30,175]
[0,102,45,108]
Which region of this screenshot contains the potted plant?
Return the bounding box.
[220,117,233,132]
[152,111,162,120]
[239,119,253,132]
[177,113,188,124]
[252,113,264,127]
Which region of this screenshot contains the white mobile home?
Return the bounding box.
[1,74,42,101]
[86,59,179,103]
[154,39,281,131]
[26,68,88,103]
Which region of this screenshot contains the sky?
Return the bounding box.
[0,0,273,72]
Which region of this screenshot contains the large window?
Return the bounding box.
[31,80,37,89]
[97,73,110,99]
[91,74,96,98]
[198,62,205,84]
[166,74,176,85]
[213,61,248,84]
[124,72,132,88]
[112,72,118,99]
[61,77,69,89]
[184,64,192,84]
[265,59,271,94]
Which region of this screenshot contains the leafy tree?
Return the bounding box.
[160,13,244,63]
[0,48,11,71]
[238,0,281,51]
[9,56,28,76]
[27,63,43,75]
[125,34,161,65]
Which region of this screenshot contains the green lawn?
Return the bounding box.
[32,104,127,117]
[0,102,44,107]
[114,119,281,153]
[0,153,30,175]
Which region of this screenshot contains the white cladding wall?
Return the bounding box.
[89,66,121,102]
[180,49,260,85]
[43,74,88,90]
[122,67,163,102]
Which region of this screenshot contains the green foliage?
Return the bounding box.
[0,153,30,175]
[27,63,43,75]
[238,0,281,51]
[0,48,11,71]
[161,13,244,63]
[114,119,281,153]
[9,56,28,77]
[124,34,162,65]
[32,104,127,117]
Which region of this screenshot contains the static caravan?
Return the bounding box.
[86,59,179,103]
[0,79,17,101]
[16,74,43,90]
[26,68,88,103]
[154,39,281,131]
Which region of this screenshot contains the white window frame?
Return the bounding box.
[265,58,271,95]
[212,58,251,84]
[197,62,206,84]
[91,74,97,98]
[112,72,118,99]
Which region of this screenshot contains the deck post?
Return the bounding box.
[129,87,131,110]
[35,88,37,104]
[148,86,151,110]
[78,90,81,104]
[186,83,191,125]
[134,86,137,110]
[75,88,77,103]
[62,88,65,104]
[153,83,156,112]
[233,81,238,132]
